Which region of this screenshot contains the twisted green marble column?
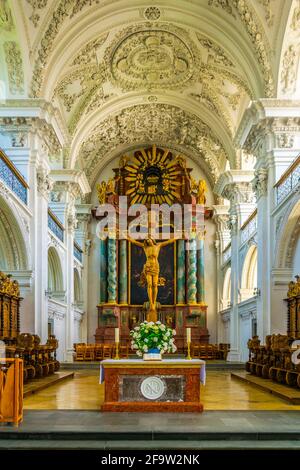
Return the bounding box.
[107,237,117,303]
[177,239,186,304]
[187,238,197,304]
[119,239,128,304]
[99,238,107,303]
[197,236,205,304]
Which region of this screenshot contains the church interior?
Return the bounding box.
[0,0,300,456]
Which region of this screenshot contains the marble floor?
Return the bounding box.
[23,370,300,410]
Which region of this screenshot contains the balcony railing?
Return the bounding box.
[48,209,64,242]
[74,242,83,263]
[0,149,28,204]
[240,209,257,245]
[274,154,300,205]
[223,242,231,263]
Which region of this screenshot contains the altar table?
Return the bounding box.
[100,358,205,412]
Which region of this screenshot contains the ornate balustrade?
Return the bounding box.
[274,154,300,205]
[0,149,28,204]
[74,241,83,262]
[240,209,257,245]
[48,209,64,242]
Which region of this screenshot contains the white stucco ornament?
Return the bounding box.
[140,376,165,400]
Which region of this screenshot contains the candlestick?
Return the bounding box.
[186,327,191,343]
[114,328,120,359]
[115,327,120,343]
[186,327,192,360]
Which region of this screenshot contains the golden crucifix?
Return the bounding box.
[128,237,174,322]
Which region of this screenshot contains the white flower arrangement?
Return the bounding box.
[129,321,177,356]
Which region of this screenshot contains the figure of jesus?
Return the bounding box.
[128,237,174,322]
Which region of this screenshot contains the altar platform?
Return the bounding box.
[1,410,300,450]
[100,358,205,412]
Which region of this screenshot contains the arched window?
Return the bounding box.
[222,267,231,309]
[48,247,64,294]
[241,245,257,300]
[74,268,82,304]
[0,196,27,271]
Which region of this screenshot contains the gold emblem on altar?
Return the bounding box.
[124,144,182,205]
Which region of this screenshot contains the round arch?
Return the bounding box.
[0,195,28,271]
[241,245,257,299]
[48,247,64,293]
[222,267,231,310]
[274,197,300,269]
[74,268,82,304]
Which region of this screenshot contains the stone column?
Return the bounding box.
[253,167,271,340]
[65,199,77,362]
[35,166,52,342]
[214,173,255,361]
[107,237,117,303]
[212,206,230,316]
[187,238,197,304]
[119,239,128,304]
[176,239,186,304]
[99,238,107,303]
[75,208,92,344]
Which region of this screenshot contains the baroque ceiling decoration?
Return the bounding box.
[26,0,49,27]
[0,0,14,31]
[30,0,115,97]
[78,104,227,184]
[53,23,251,137]
[107,25,200,92]
[29,0,274,99]
[279,0,300,97]
[3,42,24,94]
[208,0,274,97]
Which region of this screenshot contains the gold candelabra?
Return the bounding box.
[114,342,120,360]
[187,341,192,360]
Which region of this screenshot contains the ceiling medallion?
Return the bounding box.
[111,30,195,91]
[143,6,161,21]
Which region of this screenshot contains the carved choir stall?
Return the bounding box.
[94,145,211,351]
[246,275,300,388]
[0,272,60,382]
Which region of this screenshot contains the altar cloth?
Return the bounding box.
[100,358,206,385]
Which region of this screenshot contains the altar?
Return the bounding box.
[100,358,205,412]
[93,145,212,349]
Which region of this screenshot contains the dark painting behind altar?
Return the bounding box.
[130,242,175,306]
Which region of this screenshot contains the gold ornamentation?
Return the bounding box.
[125,145,182,205]
[96,178,117,204]
[96,181,107,204]
[0,272,20,297]
[196,180,207,205]
[287,275,300,298]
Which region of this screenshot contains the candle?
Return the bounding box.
[115,327,120,343]
[186,327,191,343]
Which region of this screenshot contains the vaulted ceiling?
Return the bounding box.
[0,0,298,188]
